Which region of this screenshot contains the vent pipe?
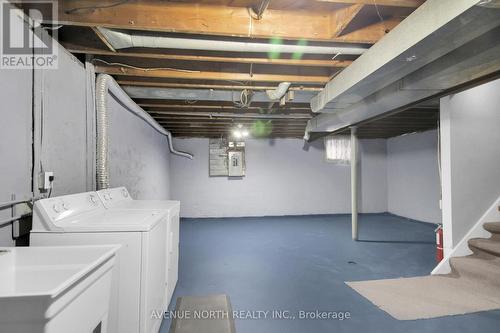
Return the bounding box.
[266,82,292,100]
[95,74,193,190]
[97,28,368,56]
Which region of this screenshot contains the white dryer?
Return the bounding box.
[97,187,180,308]
[30,192,167,333]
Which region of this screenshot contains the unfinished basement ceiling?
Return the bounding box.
[45,0,427,138]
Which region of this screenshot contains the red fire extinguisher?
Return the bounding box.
[435,225,444,263]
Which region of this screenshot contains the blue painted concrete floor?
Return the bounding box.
[160,213,500,333]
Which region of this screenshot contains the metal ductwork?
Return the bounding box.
[305,0,500,140]
[97,27,368,56]
[266,82,292,101]
[123,86,315,104]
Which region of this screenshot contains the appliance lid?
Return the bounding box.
[51,209,166,232]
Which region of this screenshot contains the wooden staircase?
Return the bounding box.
[449,222,500,287]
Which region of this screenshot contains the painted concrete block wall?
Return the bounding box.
[170,138,387,218]
[0,31,89,245]
[387,130,441,224]
[107,95,171,200]
[441,78,500,249]
[37,49,88,197]
[0,67,33,246]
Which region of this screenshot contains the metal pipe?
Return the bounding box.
[98,28,368,56]
[351,126,358,241]
[0,214,32,228]
[95,74,193,189]
[0,197,39,210]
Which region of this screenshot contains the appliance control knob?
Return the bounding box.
[62,202,70,210]
[122,189,128,198]
[104,194,110,200]
[89,195,98,205]
[52,204,61,213]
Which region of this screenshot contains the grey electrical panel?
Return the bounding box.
[209,138,228,177]
[228,151,244,177]
[227,141,245,177]
[209,139,245,177]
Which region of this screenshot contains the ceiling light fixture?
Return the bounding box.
[232,126,250,139]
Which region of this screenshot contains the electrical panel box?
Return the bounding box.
[227,141,245,177]
[228,151,244,177]
[209,139,228,177]
[209,139,245,177]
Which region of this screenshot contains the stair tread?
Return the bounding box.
[483,222,500,234]
[469,238,500,256]
[450,255,500,276]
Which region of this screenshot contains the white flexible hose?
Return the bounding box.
[95,74,193,190]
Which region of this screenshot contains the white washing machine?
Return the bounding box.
[30,192,167,333]
[97,187,180,308]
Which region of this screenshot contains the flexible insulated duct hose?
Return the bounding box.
[95,74,193,190]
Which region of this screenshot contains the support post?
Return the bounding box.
[351,126,358,240]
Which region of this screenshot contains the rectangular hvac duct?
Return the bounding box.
[305,0,500,139]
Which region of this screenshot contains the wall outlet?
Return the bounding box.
[39,171,54,191]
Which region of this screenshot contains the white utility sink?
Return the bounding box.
[0,245,120,333]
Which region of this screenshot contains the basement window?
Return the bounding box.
[324,135,351,164]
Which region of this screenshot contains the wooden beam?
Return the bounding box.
[65,46,353,68]
[155,117,307,121]
[117,80,323,92]
[334,18,402,43]
[95,65,330,83]
[47,2,397,43]
[90,27,116,52]
[331,4,364,38]
[316,0,424,8]
[166,128,305,133]
[141,104,311,111]
[150,111,311,119]
[161,124,307,129]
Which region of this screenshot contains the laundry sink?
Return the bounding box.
[0,245,120,333]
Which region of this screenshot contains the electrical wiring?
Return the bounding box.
[64,0,130,14]
[92,59,200,73]
[248,0,272,20]
[232,89,254,109]
[372,0,389,32]
[42,25,63,30]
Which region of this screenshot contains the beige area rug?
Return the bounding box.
[347,272,500,320]
[347,222,500,320]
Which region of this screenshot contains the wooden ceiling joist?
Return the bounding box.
[316,0,424,7]
[160,124,306,128]
[140,104,311,111]
[331,4,364,38]
[150,111,311,119]
[95,65,331,83]
[118,81,323,92]
[90,27,116,52]
[51,0,424,139]
[66,47,353,68]
[49,2,397,43]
